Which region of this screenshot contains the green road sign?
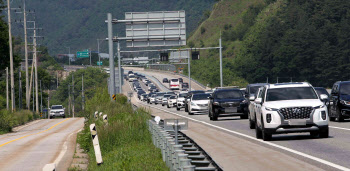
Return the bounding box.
[97,61,103,66]
[77,51,89,58]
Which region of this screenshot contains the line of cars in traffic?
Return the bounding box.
[130,73,350,141]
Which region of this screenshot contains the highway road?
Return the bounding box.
[126,69,350,171]
[0,118,84,171]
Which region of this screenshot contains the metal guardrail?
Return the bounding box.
[148,119,222,171]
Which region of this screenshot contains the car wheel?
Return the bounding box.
[310,131,319,138]
[319,127,329,138]
[185,105,188,112]
[337,108,344,122]
[329,117,335,121]
[162,104,164,106]
[209,110,213,120]
[255,116,262,139]
[167,105,170,108]
[249,115,255,129]
[189,112,193,115]
[262,116,272,141]
[177,107,180,111]
[63,115,66,118]
[212,109,218,121]
[240,115,248,119]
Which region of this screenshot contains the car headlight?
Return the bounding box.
[340,100,349,105]
[241,99,248,103]
[191,102,197,106]
[265,107,279,111]
[213,102,219,106]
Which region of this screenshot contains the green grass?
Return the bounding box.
[77,87,168,171]
[0,109,39,135]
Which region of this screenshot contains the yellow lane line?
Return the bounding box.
[0,118,70,148]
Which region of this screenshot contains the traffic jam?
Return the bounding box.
[125,70,350,141]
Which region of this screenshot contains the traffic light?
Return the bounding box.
[160,52,169,61]
[192,51,200,60]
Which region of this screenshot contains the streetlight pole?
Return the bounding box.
[97,39,105,68]
[117,42,122,94]
[6,67,9,110]
[219,35,223,87]
[188,49,191,91]
[107,13,116,98]
[23,0,30,110]
[66,46,70,66]
[7,0,15,111]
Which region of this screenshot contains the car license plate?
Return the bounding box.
[289,119,306,125]
[225,107,237,113]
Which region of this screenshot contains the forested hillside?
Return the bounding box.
[186,0,350,88]
[11,0,215,55]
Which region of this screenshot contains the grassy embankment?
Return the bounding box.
[0,109,39,135]
[77,87,168,170]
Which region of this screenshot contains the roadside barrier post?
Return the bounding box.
[90,124,103,165]
[103,115,108,125]
[94,111,98,119]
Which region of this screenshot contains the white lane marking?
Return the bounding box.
[329,126,350,131]
[53,127,83,166]
[138,100,350,171]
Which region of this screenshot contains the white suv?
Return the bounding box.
[254,83,329,141]
[176,92,188,111]
[49,105,65,119]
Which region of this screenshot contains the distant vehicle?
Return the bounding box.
[188,93,211,115]
[245,83,268,98]
[140,94,148,101]
[128,71,133,75]
[330,81,350,122]
[182,82,189,89]
[129,75,137,82]
[167,95,177,108]
[162,94,172,106]
[49,105,65,119]
[155,92,167,105]
[163,78,169,83]
[149,94,157,104]
[149,85,157,91]
[255,82,329,141]
[147,92,156,103]
[176,93,188,111]
[208,88,248,121]
[248,88,263,129]
[170,79,180,90]
[179,78,183,83]
[145,80,152,86]
[185,90,205,112]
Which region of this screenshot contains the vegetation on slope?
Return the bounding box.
[77,89,167,170]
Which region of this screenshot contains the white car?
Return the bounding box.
[248,88,263,129]
[176,92,188,111]
[149,94,156,104]
[255,82,329,141]
[129,75,137,82]
[169,79,180,90]
[162,94,172,106]
[167,95,177,108]
[49,105,65,119]
[188,93,211,115]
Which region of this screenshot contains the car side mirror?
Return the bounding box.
[249,94,255,101]
[320,94,328,100]
[254,98,262,104]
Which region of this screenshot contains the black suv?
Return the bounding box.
[330,81,350,122]
[184,90,205,112]
[179,78,183,83]
[209,88,248,121]
[163,78,169,83]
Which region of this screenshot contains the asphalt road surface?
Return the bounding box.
[128,69,350,171]
[0,118,84,171]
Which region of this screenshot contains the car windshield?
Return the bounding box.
[163,94,171,98]
[193,93,211,100]
[171,79,178,82]
[170,96,176,99]
[315,88,329,96]
[183,83,188,85]
[340,83,350,95]
[191,91,205,95]
[52,106,63,109]
[250,86,262,94]
[266,87,318,101]
[179,93,188,97]
[215,90,242,99]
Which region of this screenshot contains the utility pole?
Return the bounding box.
[65,46,71,66]
[18,67,22,110]
[219,35,223,87]
[117,42,122,93]
[72,73,75,118]
[6,67,9,110]
[107,13,116,98]
[32,74,34,111]
[47,89,49,119]
[22,0,30,110]
[89,48,92,66]
[68,84,71,117]
[7,0,15,111]
[33,22,39,113]
[82,74,84,111]
[188,49,191,91]
[40,80,42,115]
[57,71,59,89]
